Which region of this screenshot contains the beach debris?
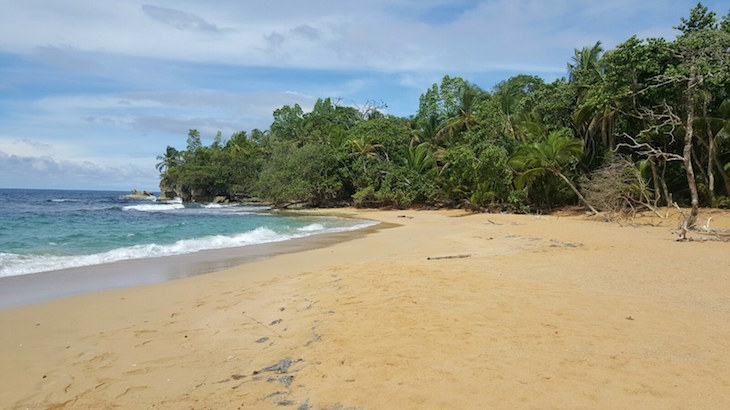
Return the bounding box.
[549,240,583,248]
[625,316,635,321]
[672,204,730,242]
[397,215,414,219]
[278,400,296,406]
[427,254,471,260]
[279,375,295,387]
[305,328,323,347]
[231,374,246,380]
[254,358,302,375]
[256,337,270,343]
[304,298,319,310]
[311,327,321,342]
[270,319,283,325]
[263,391,286,400]
[323,404,363,410]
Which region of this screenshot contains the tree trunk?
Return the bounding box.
[692,145,708,186]
[683,66,699,228]
[608,113,616,151]
[553,169,598,215]
[708,135,715,206]
[660,158,672,207]
[712,153,730,197]
[703,94,715,206]
[649,158,661,207]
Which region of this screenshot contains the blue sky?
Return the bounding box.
[0,0,727,191]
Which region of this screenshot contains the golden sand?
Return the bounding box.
[1,208,729,409]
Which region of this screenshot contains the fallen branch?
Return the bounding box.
[673,202,689,241]
[427,254,471,260]
[672,204,730,242]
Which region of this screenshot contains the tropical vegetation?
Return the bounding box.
[158,4,730,227]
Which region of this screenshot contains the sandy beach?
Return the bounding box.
[1,208,729,409]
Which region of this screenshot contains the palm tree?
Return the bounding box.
[493,80,522,141]
[156,146,180,173]
[514,111,548,142]
[569,41,624,158]
[435,85,481,143]
[348,137,386,173]
[509,131,598,214]
[567,41,603,86]
[573,94,620,153]
[406,142,435,174]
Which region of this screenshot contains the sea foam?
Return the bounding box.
[0,221,378,277]
[122,203,185,212]
[0,227,282,277]
[297,223,325,232]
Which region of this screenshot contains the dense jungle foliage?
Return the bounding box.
[158,4,730,227]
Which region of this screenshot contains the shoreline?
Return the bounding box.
[0,216,388,309]
[1,208,729,408]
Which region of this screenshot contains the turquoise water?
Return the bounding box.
[0,189,375,277]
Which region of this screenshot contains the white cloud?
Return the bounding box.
[0,136,77,159]
[141,5,220,32]
[0,0,708,74]
[0,151,159,191]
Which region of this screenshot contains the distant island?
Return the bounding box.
[157,3,730,229]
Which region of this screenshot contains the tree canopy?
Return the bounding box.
[158,3,730,218]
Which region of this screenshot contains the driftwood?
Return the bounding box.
[673,203,730,242]
[427,254,471,260]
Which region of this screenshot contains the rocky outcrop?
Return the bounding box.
[157,181,272,205]
[122,189,155,200]
[158,180,226,203]
[157,181,180,202]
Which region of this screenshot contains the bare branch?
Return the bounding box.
[616,134,684,161]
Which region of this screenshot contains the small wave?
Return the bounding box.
[49,198,79,203]
[0,219,380,278]
[203,203,224,209]
[297,223,325,232]
[0,227,285,277]
[122,203,185,212]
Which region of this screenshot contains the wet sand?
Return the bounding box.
[1,208,729,408]
[0,221,387,309]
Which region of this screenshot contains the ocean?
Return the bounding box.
[0,189,376,279]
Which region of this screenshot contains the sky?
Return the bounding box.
[0,0,727,191]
